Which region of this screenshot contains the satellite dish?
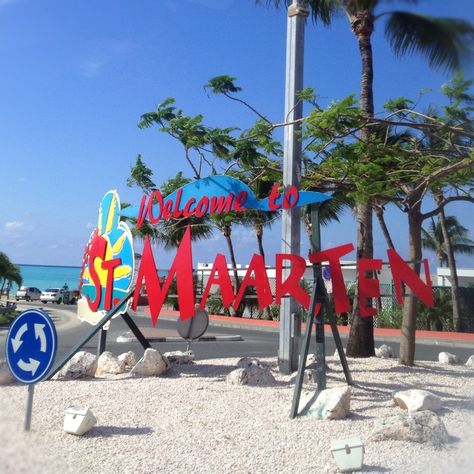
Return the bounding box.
[177,305,209,340]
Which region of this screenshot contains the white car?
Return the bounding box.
[16,286,42,302]
[41,288,65,304]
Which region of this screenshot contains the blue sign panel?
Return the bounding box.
[5,309,57,384]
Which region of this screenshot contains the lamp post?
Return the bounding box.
[279,0,308,374]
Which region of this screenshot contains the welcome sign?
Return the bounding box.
[78,176,434,325]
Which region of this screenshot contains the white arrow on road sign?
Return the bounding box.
[11,323,28,353]
[18,358,40,376]
[34,323,47,352]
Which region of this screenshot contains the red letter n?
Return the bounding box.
[387,249,434,307]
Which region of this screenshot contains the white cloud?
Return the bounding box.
[17,176,27,183]
[3,221,33,232]
[79,59,105,78]
[78,39,135,78]
[85,222,95,229]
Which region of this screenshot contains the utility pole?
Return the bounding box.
[279,0,308,374]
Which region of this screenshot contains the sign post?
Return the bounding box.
[5,309,58,431]
[279,0,308,374]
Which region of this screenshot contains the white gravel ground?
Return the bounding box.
[1,356,473,474]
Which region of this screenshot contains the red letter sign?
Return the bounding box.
[309,243,354,314]
[132,227,195,325]
[199,254,235,310]
[233,254,272,310]
[387,249,434,307]
[358,258,382,317]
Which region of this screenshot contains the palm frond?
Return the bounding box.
[385,11,474,71]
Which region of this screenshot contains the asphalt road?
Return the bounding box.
[1,302,473,370]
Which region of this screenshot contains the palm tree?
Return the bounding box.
[422,215,474,267]
[422,210,474,331]
[0,251,22,298]
[210,212,244,316]
[260,0,474,357]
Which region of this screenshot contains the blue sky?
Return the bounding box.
[1,0,473,270]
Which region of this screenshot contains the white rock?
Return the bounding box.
[305,385,351,420]
[118,351,137,368]
[0,359,15,385]
[95,351,125,376]
[227,362,275,386]
[394,389,442,413]
[465,355,474,367]
[306,353,317,367]
[52,351,97,380]
[245,364,275,386]
[226,368,248,385]
[163,350,195,365]
[369,410,449,446]
[130,348,169,377]
[375,344,393,358]
[333,349,347,360]
[438,352,461,365]
[236,357,261,369]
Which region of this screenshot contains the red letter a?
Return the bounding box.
[199,254,235,310]
[233,254,272,311]
[275,254,310,309]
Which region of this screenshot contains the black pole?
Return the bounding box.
[97,327,108,357]
[311,204,326,392]
[289,275,319,419]
[121,312,152,350]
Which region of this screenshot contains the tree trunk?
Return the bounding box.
[223,224,241,317]
[436,199,462,331]
[254,222,273,320]
[346,15,376,357]
[399,203,423,366]
[374,204,395,249]
[346,202,375,357]
[255,222,265,262]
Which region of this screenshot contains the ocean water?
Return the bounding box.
[10,264,82,293]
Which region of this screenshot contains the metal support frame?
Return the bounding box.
[290,204,353,419]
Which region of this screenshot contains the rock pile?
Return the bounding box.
[226,357,275,386]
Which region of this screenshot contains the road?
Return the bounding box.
[1,302,473,370]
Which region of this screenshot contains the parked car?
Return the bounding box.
[41,288,66,304]
[16,286,42,302]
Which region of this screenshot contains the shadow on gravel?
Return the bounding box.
[87,426,153,437]
[361,464,392,472]
[165,363,237,379]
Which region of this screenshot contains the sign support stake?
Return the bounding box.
[24,383,35,432]
[121,312,152,350]
[97,327,108,357]
[289,204,353,418]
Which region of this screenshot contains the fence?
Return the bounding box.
[166,268,474,333]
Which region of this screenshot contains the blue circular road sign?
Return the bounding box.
[5,309,57,384]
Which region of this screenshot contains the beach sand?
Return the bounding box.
[0,356,473,473]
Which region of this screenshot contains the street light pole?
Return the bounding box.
[279,0,308,374]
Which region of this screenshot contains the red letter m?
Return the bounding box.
[132,227,195,325]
